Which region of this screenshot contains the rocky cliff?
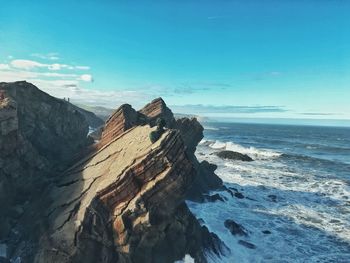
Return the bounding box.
[0,82,92,247]
[0,82,227,263]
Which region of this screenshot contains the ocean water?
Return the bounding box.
[188,122,350,263]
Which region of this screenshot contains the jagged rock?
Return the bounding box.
[186,161,223,202]
[224,219,248,236]
[99,104,147,147]
[139,97,176,128]
[214,150,253,161]
[97,97,223,202]
[35,125,222,263]
[175,117,203,155]
[0,81,91,254]
[71,104,104,128]
[0,81,89,164]
[1,84,227,262]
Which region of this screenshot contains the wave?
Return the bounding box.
[203,126,219,131]
[200,139,282,160]
[280,153,350,168]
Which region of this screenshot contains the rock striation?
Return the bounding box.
[0,82,228,262]
[36,126,227,262]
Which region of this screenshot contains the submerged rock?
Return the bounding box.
[214,150,253,161]
[238,240,256,249]
[224,220,248,236]
[234,192,245,199]
[204,194,226,202]
[268,194,277,202]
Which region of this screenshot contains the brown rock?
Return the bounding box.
[138,97,176,128]
[36,125,222,263]
[99,104,146,146]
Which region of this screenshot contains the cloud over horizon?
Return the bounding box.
[170,104,288,114]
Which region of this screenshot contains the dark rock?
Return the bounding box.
[234,192,245,199]
[149,130,162,143]
[238,240,256,249]
[198,218,205,225]
[225,186,244,199]
[214,151,253,161]
[175,117,203,155]
[0,81,90,249]
[224,220,247,236]
[204,194,226,202]
[186,161,223,202]
[262,230,271,234]
[268,194,277,202]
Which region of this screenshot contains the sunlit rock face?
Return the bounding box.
[0,82,227,263]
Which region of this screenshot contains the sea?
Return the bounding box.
[187,122,350,263]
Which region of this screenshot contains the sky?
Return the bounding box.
[0,0,349,125]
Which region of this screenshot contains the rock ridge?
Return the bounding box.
[0,82,227,262]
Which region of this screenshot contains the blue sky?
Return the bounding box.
[0,0,349,124]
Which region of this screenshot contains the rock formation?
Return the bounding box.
[138,97,176,128]
[36,126,226,263]
[214,150,253,162]
[0,82,228,262]
[0,82,91,247]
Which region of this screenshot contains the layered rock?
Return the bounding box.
[138,97,176,128]
[36,126,226,263]
[99,104,146,147]
[1,82,228,262]
[97,98,223,201]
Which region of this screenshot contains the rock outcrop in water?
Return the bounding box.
[0,82,227,262]
[214,150,253,162]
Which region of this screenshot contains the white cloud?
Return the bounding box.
[10,59,47,70]
[9,59,90,72]
[0,64,10,70]
[48,63,70,70]
[80,74,93,82]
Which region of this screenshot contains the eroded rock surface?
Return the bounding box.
[0,82,91,245]
[0,82,228,262]
[37,126,226,263]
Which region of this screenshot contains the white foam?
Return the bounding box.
[204,126,220,131]
[207,140,281,160]
[192,140,350,263]
[174,254,195,263]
